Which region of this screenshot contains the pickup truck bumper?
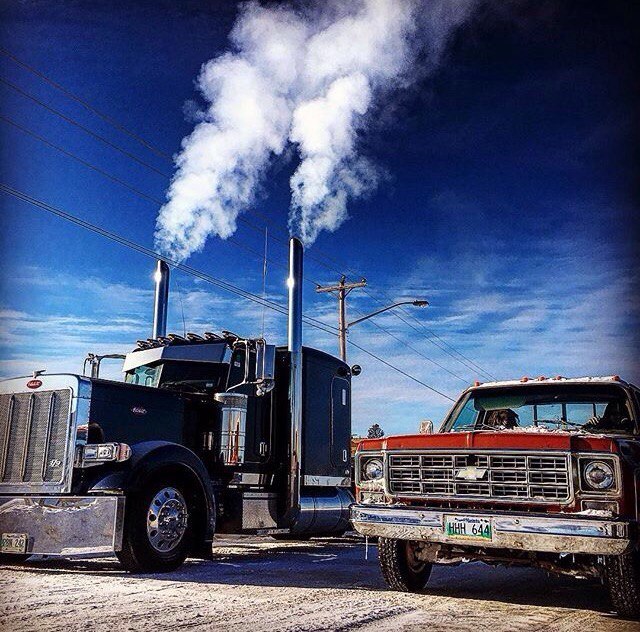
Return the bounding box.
[0,496,125,556]
[351,505,633,556]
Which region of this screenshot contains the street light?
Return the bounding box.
[347,299,429,328]
[341,299,429,362]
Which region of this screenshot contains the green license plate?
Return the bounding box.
[445,516,492,541]
[1,532,28,554]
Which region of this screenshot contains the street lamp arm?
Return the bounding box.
[347,299,428,328]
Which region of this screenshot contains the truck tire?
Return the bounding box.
[117,480,194,573]
[604,551,640,619]
[0,554,29,565]
[378,538,432,592]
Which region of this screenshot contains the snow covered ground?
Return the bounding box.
[1,535,637,631]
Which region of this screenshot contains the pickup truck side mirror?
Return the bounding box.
[419,420,434,434]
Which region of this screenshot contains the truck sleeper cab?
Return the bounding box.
[351,376,640,619]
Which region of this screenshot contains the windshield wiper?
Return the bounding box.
[454,423,498,431]
[534,419,584,430]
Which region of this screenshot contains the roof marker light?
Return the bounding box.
[537,375,546,381]
[474,380,482,387]
[520,376,529,383]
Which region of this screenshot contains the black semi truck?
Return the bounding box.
[0,238,354,572]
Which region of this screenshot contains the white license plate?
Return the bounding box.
[1,532,28,554]
[444,516,493,541]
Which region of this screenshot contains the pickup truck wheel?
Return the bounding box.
[117,481,193,573]
[378,538,432,592]
[604,551,640,619]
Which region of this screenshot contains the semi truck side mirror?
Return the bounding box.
[419,420,434,434]
[255,342,276,396]
[351,365,362,376]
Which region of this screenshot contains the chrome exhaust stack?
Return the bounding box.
[286,237,304,524]
[284,237,353,535]
[152,260,170,339]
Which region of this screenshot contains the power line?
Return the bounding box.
[351,314,470,384]
[0,113,345,295]
[0,183,456,402]
[0,47,365,278]
[363,290,497,381]
[0,182,301,326]
[0,46,172,160]
[0,77,167,177]
[0,53,407,297]
[347,340,455,402]
[1,113,471,387]
[0,52,493,379]
[0,114,161,205]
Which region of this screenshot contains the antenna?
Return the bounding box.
[260,227,268,339]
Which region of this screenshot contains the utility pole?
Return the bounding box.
[315,276,367,361]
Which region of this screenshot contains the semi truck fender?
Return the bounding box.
[87,441,216,557]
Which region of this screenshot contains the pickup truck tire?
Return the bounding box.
[117,480,194,573]
[378,538,432,592]
[604,551,640,619]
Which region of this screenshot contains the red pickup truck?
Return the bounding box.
[352,376,640,619]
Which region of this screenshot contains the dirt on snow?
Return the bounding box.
[1,535,638,631]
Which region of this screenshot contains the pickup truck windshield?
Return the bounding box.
[445,384,636,434]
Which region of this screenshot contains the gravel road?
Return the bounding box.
[1,535,638,632]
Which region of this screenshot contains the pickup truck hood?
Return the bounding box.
[359,431,620,453]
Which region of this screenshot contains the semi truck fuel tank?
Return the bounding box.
[291,487,353,535]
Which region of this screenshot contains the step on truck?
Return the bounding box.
[352,376,640,619]
[0,238,354,572]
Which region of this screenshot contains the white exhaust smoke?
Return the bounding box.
[155,0,477,260]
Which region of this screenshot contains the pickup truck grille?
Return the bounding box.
[387,452,572,503]
[0,389,72,488]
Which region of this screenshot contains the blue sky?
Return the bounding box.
[1,1,638,435]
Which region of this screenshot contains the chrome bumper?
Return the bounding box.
[0,496,125,556]
[351,505,632,556]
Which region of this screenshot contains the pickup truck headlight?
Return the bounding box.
[583,460,615,491]
[362,458,384,481]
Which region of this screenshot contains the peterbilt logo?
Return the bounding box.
[26,379,42,389]
[131,406,147,416]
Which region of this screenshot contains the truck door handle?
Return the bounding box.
[343,449,348,462]
[259,441,268,456]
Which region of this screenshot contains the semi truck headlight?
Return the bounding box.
[80,442,131,466]
[583,460,615,490]
[363,458,384,481]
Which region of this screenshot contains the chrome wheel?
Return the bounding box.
[146,487,188,552]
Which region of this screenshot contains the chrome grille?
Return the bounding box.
[388,451,572,503]
[0,389,72,488]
